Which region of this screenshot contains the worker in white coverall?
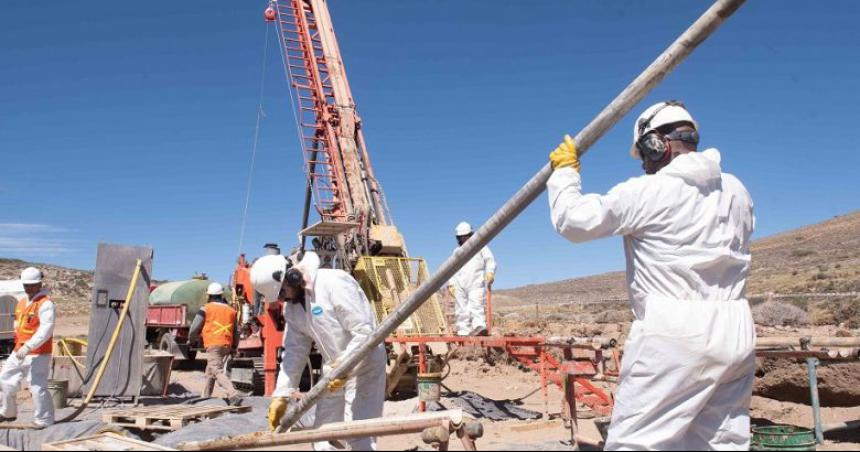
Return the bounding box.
[547,101,756,450]
[0,267,56,426]
[252,252,386,451]
[448,222,496,336]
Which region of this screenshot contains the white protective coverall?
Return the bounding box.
[0,289,56,426]
[449,247,496,335]
[548,148,756,450]
[273,252,387,451]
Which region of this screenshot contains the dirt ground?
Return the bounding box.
[36,312,860,450]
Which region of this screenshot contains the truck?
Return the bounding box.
[0,280,23,358]
[145,277,214,363]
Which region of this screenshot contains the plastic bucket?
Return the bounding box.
[47,379,69,410]
[751,425,816,451]
[417,373,442,402]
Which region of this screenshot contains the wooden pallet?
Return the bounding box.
[102,405,251,431]
[42,432,177,451]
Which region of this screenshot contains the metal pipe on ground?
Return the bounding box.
[278,0,747,432]
[756,337,860,348]
[178,410,469,451]
[824,420,860,433]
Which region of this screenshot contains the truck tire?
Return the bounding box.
[159,333,197,362]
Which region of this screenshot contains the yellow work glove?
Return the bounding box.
[325,360,347,392]
[549,134,581,171]
[485,272,495,287]
[327,378,346,392]
[447,285,456,297]
[267,397,288,432]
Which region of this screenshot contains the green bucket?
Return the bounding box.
[751,425,816,451]
[417,373,442,402]
[47,379,69,410]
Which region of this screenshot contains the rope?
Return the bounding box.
[237,22,273,256]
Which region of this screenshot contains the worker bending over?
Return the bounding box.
[189,282,242,405]
[252,251,386,451]
[0,267,56,426]
[448,221,496,336]
[547,101,756,450]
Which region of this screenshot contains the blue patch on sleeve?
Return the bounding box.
[311,306,324,316]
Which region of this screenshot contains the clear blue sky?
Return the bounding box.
[1,1,858,289]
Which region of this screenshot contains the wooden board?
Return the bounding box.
[42,432,176,451]
[102,405,251,431]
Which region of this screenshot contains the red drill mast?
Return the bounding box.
[268,0,398,268]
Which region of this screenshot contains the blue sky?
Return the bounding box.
[1,1,858,289]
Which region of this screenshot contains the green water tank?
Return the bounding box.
[149,279,211,323]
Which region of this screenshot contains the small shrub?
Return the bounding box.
[790,249,815,258]
[753,302,809,327]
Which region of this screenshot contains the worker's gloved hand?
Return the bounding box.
[325,360,347,393]
[14,346,30,360]
[549,134,581,172]
[447,286,456,298]
[14,347,29,360]
[485,272,495,287]
[327,378,346,392]
[267,397,288,432]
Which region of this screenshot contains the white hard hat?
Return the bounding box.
[250,254,288,302]
[630,101,698,159]
[206,282,224,296]
[455,222,473,236]
[20,267,43,285]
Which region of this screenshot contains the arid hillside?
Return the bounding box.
[496,210,860,317]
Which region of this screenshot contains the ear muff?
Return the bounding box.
[637,131,668,162]
[284,268,304,289]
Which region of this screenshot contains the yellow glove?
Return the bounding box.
[485,272,495,286]
[267,397,288,432]
[326,360,346,392]
[447,285,456,297]
[549,134,581,171]
[327,378,346,392]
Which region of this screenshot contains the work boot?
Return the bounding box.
[226,394,244,407]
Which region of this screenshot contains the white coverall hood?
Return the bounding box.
[293,251,321,294]
[659,148,723,188]
[547,147,756,450]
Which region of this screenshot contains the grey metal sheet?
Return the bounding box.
[83,243,153,398]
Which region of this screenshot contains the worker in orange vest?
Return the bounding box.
[0,267,56,426]
[189,282,242,405]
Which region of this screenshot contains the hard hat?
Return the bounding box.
[455,222,473,236]
[250,254,288,302]
[20,267,43,285]
[630,101,698,159]
[206,282,224,296]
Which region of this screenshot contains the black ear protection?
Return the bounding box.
[284,268,304,289]
[271,266,304,289]
[635,100,699,162]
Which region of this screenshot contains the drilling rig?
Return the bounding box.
[230,0,448,396]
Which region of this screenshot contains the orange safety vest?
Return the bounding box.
[202,302,237,348]
[15,295,53,356]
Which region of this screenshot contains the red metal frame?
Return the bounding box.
[232,254,285,396]
[386,335,617,418]
[274,0,350,221]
